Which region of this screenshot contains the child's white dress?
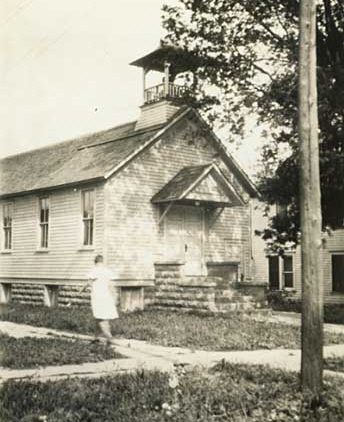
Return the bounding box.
[87,265,118,320]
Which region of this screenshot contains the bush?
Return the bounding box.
[266,289,302,313]
[324,357,344,373]
[266,291,344,325]
[324,305,344,324]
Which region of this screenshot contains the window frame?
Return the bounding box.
[267,253,294,290]
[2,202,14,252]
[37,197,50,250]
[282,255,294,289]
[331,252,344,294]
[81,189,95,248]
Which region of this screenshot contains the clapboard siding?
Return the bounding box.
[252,203,344,303]
[285,235,344,304]
[135,101,180,131]
[323,229,344,303]
[105,116,252,280]
[0,184,105,281]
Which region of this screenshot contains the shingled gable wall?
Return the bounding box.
[104,114,253,308]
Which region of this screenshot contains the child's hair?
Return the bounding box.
[94,254,104,264]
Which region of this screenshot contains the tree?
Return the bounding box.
[162,0,344,245]
[298,0,323,398]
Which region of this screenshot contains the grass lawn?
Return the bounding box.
[0,334,122,369]
[1,303,344,351]
[1,363,344,422]
[324,357,344,373]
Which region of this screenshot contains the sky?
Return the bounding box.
[0,0,262,175]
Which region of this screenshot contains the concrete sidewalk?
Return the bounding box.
[1,320,344,383]
[267,311,344,334]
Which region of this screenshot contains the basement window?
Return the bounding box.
[332,254,344,294]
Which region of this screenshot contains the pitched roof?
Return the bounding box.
[0,122,162,198]
[152,164,211,203]
[151,163,244,206]
[0,106,259,200]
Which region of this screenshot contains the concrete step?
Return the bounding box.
[148,298,210,310]
[215,292,256,303]
[215,302,256,312]
[154,290,214,302]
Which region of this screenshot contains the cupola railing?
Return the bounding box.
[144,82,188,104]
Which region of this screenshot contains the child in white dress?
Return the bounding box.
[82,254,118,343]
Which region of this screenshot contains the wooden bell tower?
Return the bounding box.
[130,43,193,130]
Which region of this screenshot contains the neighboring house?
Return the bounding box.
[252,201,344,304]
[0,45,265,312]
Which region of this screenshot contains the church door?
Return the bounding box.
[164,205,204,275]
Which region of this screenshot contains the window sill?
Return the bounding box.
[35,249,49,254]
[1,250,12,254]
[78,246,95,252]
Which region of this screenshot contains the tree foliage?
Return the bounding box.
[162,0,344,246]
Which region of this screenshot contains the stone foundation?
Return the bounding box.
[148,262,217,312]
[58,285,91,307]
[149,262,269,313]
[1,269,268,314]
[11,284,45,305]
[1,281,132,312]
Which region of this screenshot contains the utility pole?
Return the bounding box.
[298,0,323,398]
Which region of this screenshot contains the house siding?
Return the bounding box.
[104,116,252,282]
[251,200,270,284]
[0,184,105,283]
[323,229,344,303]
[280,232,344,304]
[252,202,344,304]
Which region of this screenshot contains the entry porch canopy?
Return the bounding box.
[152,163,245,222]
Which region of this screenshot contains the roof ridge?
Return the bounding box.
[183,162,213,170]
[78,123,165,151]
[0,120,137,161]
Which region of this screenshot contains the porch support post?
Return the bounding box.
[0,283,11,304]
[158,201,174,225]
[164,61,170,97]
[142,67,148,103]
[43,285,59,307]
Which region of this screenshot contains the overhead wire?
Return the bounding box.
[0,0,37,31]
[1,0,96,79]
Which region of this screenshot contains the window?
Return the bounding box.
[2,203,13,250]
[332,254,344,293]
[268,254,294,289]
[39,198,49,248]
[82,190,94,246]
[283,255,294,288]
[268,256,280,290]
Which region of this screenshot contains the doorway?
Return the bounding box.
[164,205,204,275]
